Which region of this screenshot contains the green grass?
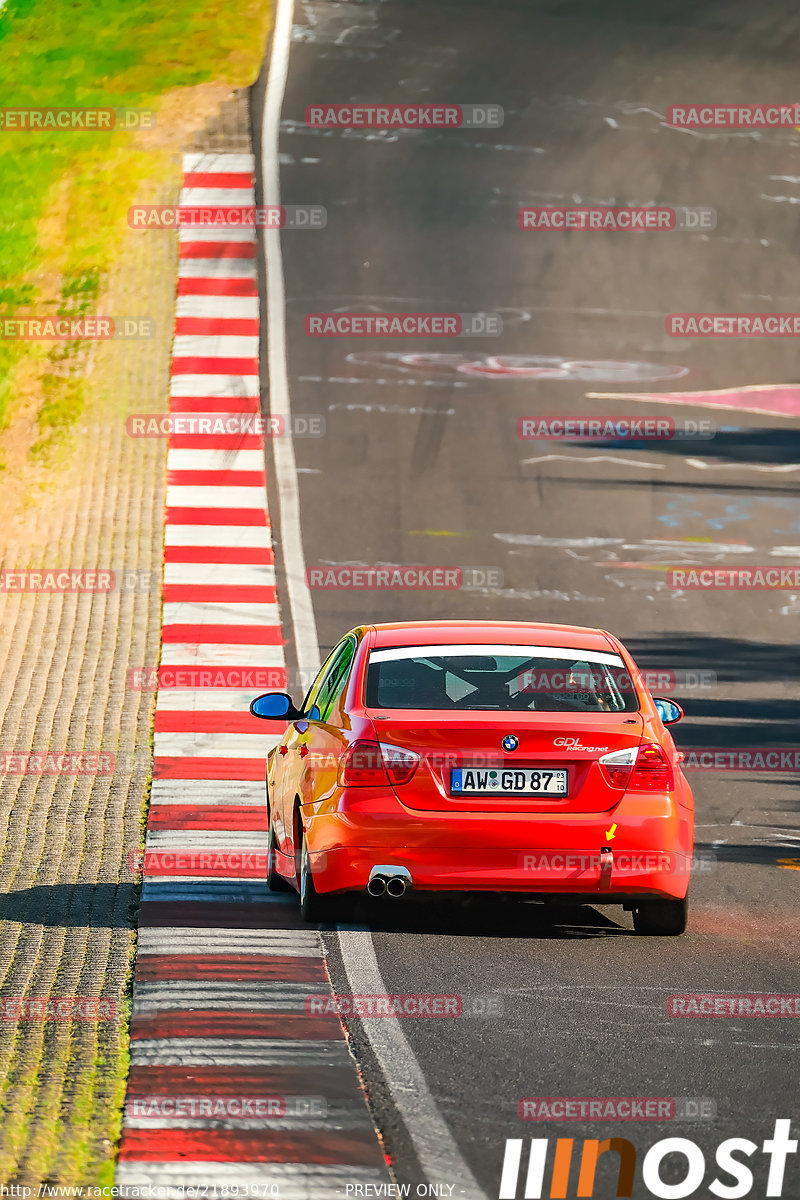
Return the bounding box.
[0,0,272,1179]
[0,0,271,430]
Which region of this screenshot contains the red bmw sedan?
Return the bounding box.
[250,621,694,934]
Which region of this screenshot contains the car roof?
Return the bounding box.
[367,621,618,653]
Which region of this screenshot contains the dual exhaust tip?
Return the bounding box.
[367,865,412,898]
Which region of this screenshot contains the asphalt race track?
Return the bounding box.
[253,1,800,1195]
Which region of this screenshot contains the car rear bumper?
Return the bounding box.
[304,789,693,901]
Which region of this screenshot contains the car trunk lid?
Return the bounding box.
[367,712,644,813]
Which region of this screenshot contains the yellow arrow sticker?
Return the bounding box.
[605,824,617,841]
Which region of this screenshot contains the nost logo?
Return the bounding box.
[499,1119,797,1197]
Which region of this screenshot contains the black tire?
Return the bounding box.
[266,809,292,892]
[633,895,688,936]
[298,829,325,923]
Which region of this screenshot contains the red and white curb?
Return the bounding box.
[117,152,390,1195]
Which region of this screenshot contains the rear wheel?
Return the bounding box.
[299,829,325,923]
[266,809,292,892]
[633,895,688,936]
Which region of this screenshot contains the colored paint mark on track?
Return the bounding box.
[587,383,800,419]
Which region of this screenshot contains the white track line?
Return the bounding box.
[153,732,281,758]
[124,1113,371,1132]
[166,486,269,508]
[178,227,256,243]
[176,296,259,319]
[154,688,274,711]
[337,928,490,1199]
[522,453,665,470]
[183,153,257,172]
[262,0,321,686]
[162,601,280,625]
[166,447,265,471]
[172,335,260,358]
[134,980,314,1000]
[137,928,321,954]
[261,3,488,1196]
[145,829,269,849]
[169,374,260,397]
[164,526,269,548]
[163,563,275,585]
[130,1041,348,1067]
[159,644,285,668]
[149,780,266,805]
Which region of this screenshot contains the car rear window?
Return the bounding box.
[365,644,640,713]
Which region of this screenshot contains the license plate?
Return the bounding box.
[450,767,568,796]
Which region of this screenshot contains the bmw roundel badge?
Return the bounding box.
[502,734,519,752]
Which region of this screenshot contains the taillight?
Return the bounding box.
[599,744,674,792]
[338,741,420,787]
[339,741,387,786]
[630,743,673,791]
[379,743,420,785]
[599,747,637,789]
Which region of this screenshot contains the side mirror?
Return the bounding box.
[250,692,303,720]
[653,697,683,726]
